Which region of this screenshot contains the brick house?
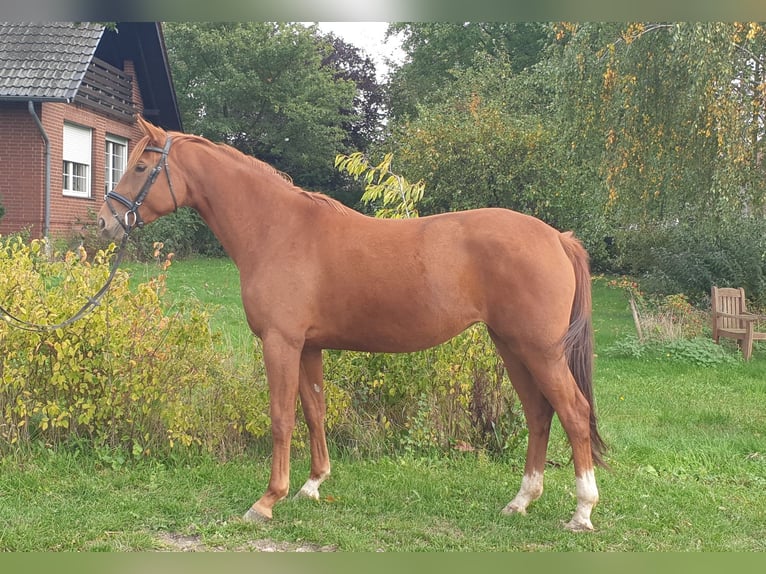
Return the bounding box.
[0,22,182,239]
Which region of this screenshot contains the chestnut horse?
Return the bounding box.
[99,117,607,531]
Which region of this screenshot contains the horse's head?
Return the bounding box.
[98,116,183,240]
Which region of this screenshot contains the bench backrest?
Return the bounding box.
[712,286,747,330]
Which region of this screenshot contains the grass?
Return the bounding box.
[1,258,765,551]
[127,257,250,352]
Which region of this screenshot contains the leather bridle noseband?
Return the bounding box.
[0,137,178,332]
[104,136,178,234]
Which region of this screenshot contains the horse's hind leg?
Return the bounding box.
[491,335,554,516]
[294,347,331,500]
[523,354,599,531]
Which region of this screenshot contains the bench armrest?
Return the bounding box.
[713,311,763,322]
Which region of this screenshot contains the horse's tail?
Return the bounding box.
[558,231,608,468]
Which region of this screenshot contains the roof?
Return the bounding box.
[0,22,182,131]
[102,22,183,131]
[0,22,104,102]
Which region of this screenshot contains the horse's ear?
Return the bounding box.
[135,115,166,143]
[136,115,151,133]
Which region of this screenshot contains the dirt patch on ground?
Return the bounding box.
[155,531,337,552]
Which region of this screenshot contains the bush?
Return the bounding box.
[73,208,226,263]
[0,235,267,458]
[325,325,527,460]
[603,276,742,365]
[131,208,226,260]
[611,218,766,306]
[602,335,740,366]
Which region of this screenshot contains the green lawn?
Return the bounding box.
[1,258,765,551]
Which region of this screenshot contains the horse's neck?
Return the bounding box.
[184,145,304,267]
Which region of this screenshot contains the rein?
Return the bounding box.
[0,137,175,333]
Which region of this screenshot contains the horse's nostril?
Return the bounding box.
[98,217,106,230]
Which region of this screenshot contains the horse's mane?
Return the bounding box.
[134,131,350,215]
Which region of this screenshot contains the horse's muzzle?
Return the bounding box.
[98,216,123,241]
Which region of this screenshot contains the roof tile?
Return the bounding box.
[0,22,104,101]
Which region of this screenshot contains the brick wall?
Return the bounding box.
[0,103,45,236]
[0,60,147,239]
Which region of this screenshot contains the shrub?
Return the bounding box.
[325,325,526,460]
[607,277,707,343]
[601,335,740,366]
[72,208,225,263]
[611,218,766,306]
[130,208,225,260]
[0,235,267,458]
[603,276,741,365]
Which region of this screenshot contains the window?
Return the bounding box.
[105,135,128,194]
[62,122,92,198]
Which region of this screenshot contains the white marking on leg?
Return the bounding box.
[565,469,599,531]
[313,384,321,393]
[295,469,331,500]
[501,471,543,516]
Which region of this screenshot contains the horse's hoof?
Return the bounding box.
[293,488,318,501]
[500,503,527,516]
[243,506,271,523]
[564,518,594,532]
[293,480,320,501]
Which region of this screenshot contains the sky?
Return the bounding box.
[311,22,406,81]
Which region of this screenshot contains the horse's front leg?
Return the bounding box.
[244,333,302,522]
[294,347,331,500]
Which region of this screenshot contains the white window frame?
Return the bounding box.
[62,122,92,198]
[105,134,128,194]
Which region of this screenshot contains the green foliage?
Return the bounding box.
[612,218,766,305]
[131,208,225,260]
[387,56,554,217]
[387,22,549,121]
[335,152,425,218]
[552,22,766,226]
[164,22,358,191]
[325,325,526,459]
[602,335,740,366]
[603,275,742,365]
[0,236,269,457]
[383,50,612,266]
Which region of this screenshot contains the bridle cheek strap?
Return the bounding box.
[104,136,177,234]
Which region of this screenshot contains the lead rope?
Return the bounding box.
[0,231,131,332]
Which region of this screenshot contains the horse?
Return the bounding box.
[98,116,607,532]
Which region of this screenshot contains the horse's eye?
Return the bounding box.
[136,164,147,173]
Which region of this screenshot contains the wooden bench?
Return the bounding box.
[711,286,766,360]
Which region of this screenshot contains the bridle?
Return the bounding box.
[104,136,178,234]
[0,137,177,332]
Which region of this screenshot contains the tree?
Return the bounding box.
[384,54,571,225]
[164,22,358,191]
[545,22,766,289]
[319,31,386,151]
[551,22,766,226]
[386,22,549,121]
